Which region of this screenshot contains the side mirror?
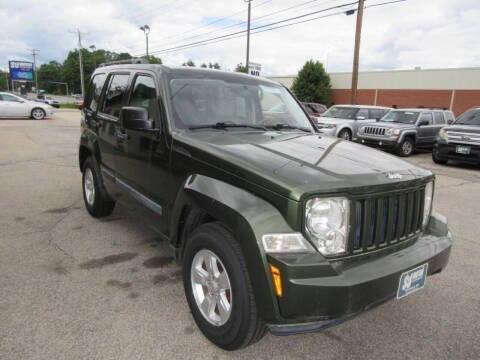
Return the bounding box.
[447,120,454,125]
[356,116,366,120]
[418,120,429,127]
[120,106,153,131]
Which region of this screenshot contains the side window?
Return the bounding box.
[128,75,158,119]
[357,108,369,118]
[434,112,446,125]
[2,94,19,102]
[419,113,433,125]
[369,109,384,120]
[445,112,455,123]
[100,74,130,119]
[85,74,106,111]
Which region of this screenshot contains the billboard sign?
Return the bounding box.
[9,61,34,81]
[248,62,262,77]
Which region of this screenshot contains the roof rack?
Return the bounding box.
[98,58,149,67]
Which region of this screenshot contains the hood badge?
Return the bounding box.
[386,172,403,180]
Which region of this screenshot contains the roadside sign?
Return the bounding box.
[8,60,34,81]
[249,62,262,76]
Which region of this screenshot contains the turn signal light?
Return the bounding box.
[269,264,283,297]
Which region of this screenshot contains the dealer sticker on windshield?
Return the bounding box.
[397,264,428,299]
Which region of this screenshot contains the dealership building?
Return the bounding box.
[269,67,480,116]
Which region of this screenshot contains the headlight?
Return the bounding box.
[262,233,315,253]
[305,197,350,256]
[422,182,434,228]
[385,128,401,137]
[318,123,336,129]
[438,128,448,141]
[358,126,365,134]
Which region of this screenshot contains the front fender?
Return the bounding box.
[398,131,417,144]
[170,174,296,322]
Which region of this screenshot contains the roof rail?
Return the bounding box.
[99,58,149,67]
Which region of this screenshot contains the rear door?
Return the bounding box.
[95,72,131,178]
[416,112,434,145]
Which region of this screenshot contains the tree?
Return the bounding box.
[200,63,207,68]
[37,61,64,93]
[292,60,331,105]
[209,62,221,69]
[0,70,9,91]
[144,55,162,64]
[182,59,195,67]
[235,63,247,73]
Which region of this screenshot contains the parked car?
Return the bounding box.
[37,95,60,108]
[357,109,455,157]
[315,105,391,141]
[432,107,480,165]
[79,63,452,350]
[0,92,54,119]
[73,94,84,108]
[302,102,327,118]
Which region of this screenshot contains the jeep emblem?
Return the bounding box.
[461,135,471,141]
[386,172,403,180]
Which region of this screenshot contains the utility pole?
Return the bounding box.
[30,48,40,94]
[71,29,86,98]
[245,0,253,74]
[350,0,365,105]
[140,25,150,57]
[89,45,97,69]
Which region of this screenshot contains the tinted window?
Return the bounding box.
[85,74,106,111]
[357,109,369,118]
[101,74,130,118]
[456,109,480,126]
[128,75,158,118]
[369,109,385,120]
[433,112,445,124]
[419,113,433,125]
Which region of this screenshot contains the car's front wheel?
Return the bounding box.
[82,157,115,218]
[397,137,414,157]
[31,108,46,120]
[183,222,265,350]
[432,149,448,165]
[338,128,352,141]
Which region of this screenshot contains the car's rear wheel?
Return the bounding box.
[338,128,352,141]
[397,137,414,157]
[82,157,115,218]
[432,149,448,164]
[31,108,46,120]
[183,222,266,350]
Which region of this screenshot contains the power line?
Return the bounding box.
[137,1,359,56]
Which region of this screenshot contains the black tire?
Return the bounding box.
[432,149,448,165]
[31,108,46,120]
[338,128,352,141]
[397,137,414,157]
[183,222,266,350]
[82,157,115,218]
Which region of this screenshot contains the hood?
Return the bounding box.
[371,122,415,129]
[445,124,480,134]
[175,130,431,201]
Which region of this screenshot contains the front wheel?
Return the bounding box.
[338,128,352,141]
[397,138,414,157]
[432,149,448,164]
[82,157,115,218]
[31,108,46,120]
[183,222,265,350]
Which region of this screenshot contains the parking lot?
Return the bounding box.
[0,110,479,360]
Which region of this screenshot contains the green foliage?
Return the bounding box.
[38,61,64,93]
[235,63,247,73]
[292,60,331,105]
[182,59,196,67]
[0,71,8,91]
[200,63,207,68]
[144,55,162,64]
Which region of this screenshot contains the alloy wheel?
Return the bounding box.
[84,168,95,206]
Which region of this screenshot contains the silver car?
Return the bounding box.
[0,92,54,120]
[315,105,391,141]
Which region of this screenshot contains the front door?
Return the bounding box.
[0,94,29,117]
[416,112,434,146]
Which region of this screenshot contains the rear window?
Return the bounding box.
[434,112,446,125]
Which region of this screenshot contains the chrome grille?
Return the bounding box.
[447,131,480,145]
[363,126,386,136]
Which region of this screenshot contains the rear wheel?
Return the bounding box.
[31,108,46,120]
[82,157,115,218]
[432,149,448,164]
[183,222,265,350]
[338,128,352,141]
[397,137,414,157]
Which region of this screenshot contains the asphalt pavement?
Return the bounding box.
[0,110,479,359]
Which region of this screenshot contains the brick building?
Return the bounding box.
[269,67,480,116]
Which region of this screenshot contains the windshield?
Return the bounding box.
[168,75,313,131]
[456,109,480,126]
[322,106,358,119]
[381,111,420,124]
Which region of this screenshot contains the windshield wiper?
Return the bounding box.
[267,123,312,133]
[189,122,267,131]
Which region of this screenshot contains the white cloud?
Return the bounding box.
[0,0,479,75]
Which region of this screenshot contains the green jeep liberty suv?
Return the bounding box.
[79,62,453,350]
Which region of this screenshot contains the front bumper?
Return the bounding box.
[266,212,453,335]
[357,135,399,149]
[317,127,338,137]
[434,141,480,164]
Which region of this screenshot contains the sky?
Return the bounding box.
[0,0,479,76]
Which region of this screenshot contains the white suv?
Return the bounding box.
[0,92,54,119]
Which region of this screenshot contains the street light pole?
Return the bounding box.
[30,48,40,94]
[140,25,150,57]
[350,0,365,105]
[245,0,253,74]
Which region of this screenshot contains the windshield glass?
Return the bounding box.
[381,110,419,124]
[456,109,480,126]
[322,106,358,119]
[168,74,313,131]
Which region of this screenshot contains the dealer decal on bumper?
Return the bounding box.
[397,263,428,299]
